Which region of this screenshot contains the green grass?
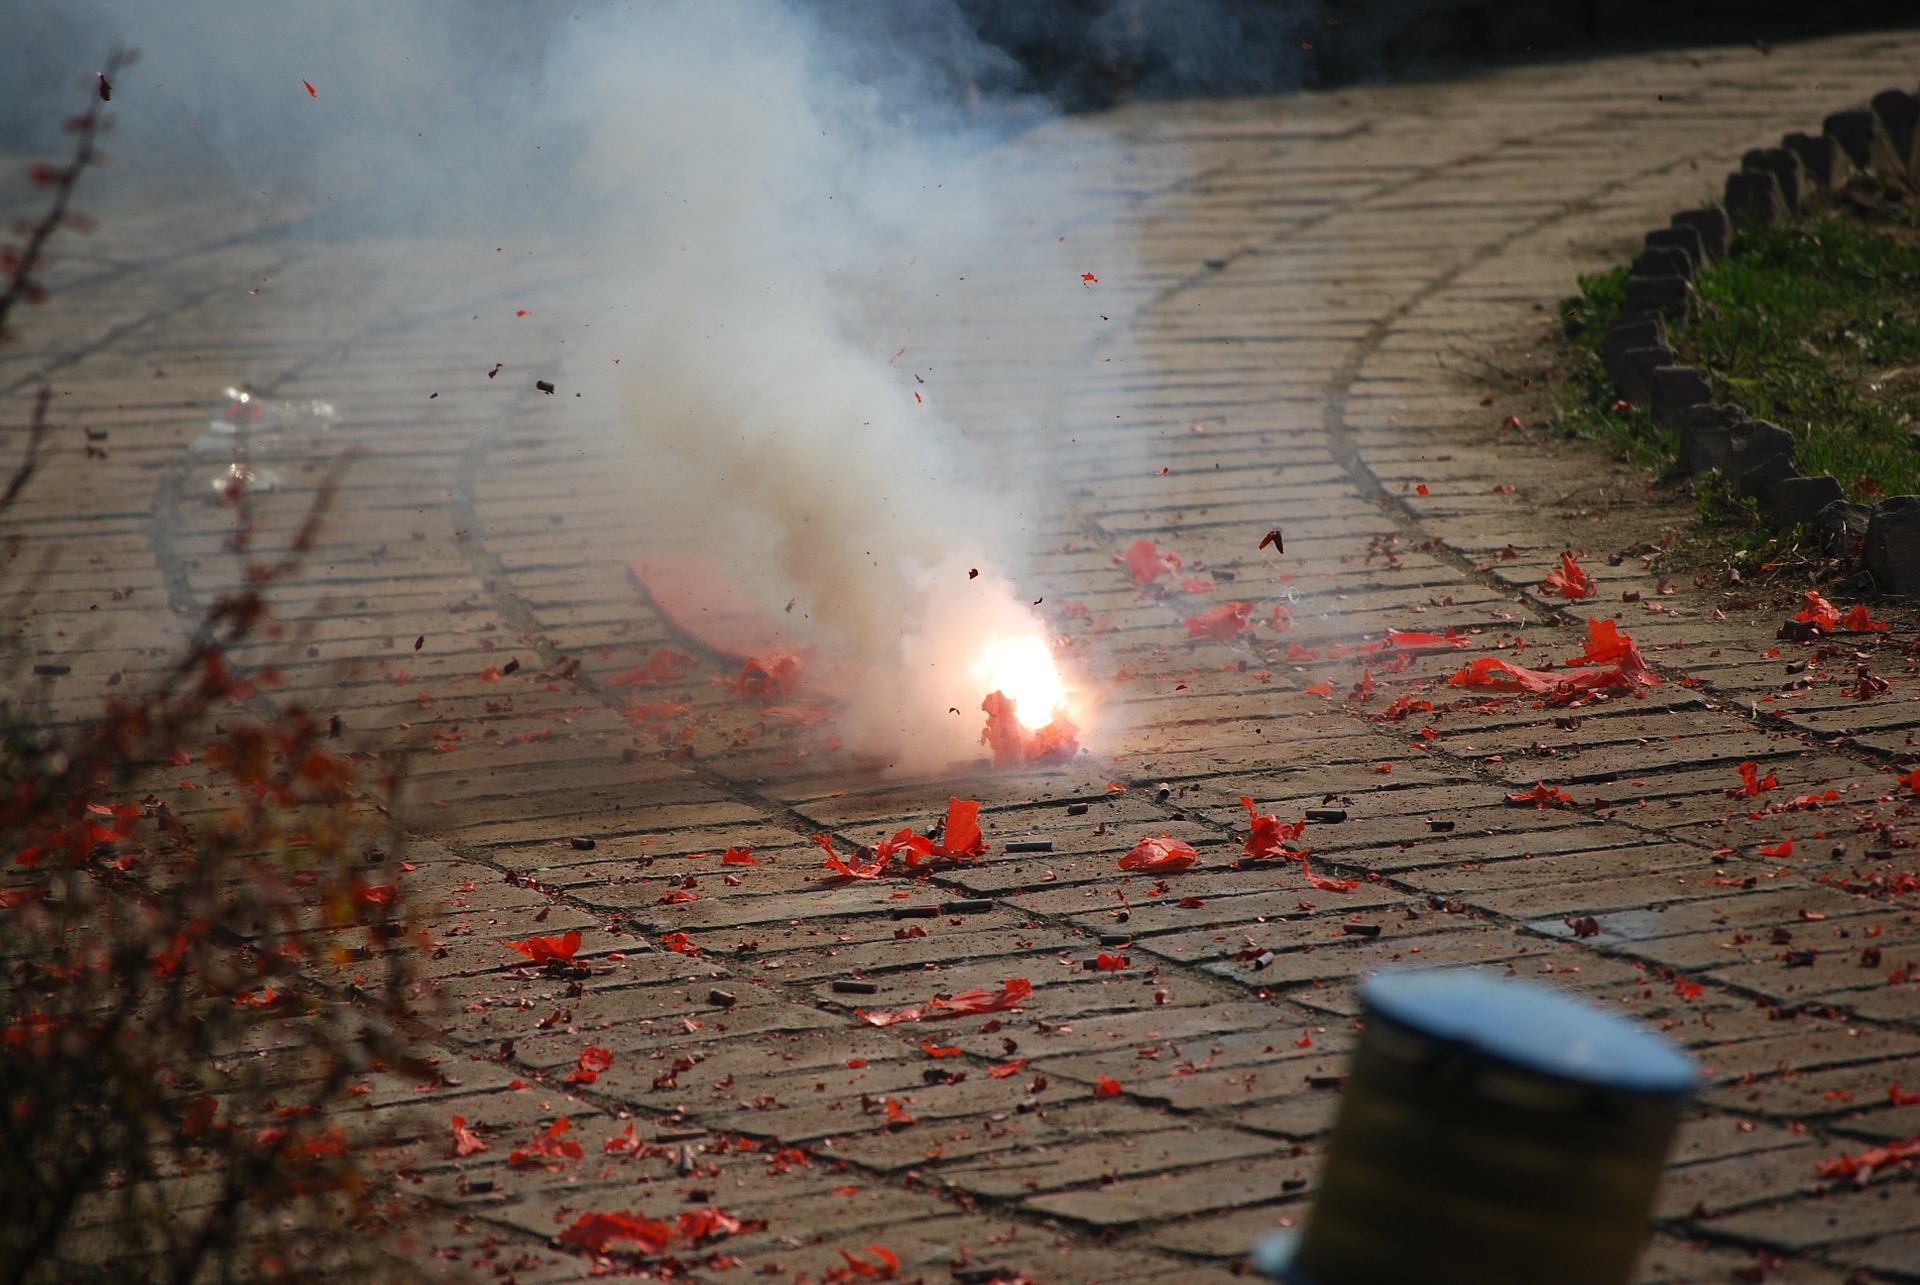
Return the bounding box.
[1558,173,1920,502]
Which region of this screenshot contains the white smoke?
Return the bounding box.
[7,0,1118,773]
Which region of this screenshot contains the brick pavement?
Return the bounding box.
[8,25,1920,1285]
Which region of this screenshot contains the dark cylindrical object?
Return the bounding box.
[1006,840,1054,853]
[941,898,993,914]
[1259,969,1694,1285]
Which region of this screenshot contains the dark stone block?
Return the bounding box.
[1724,419,1797,494]
[1866,495,1920,596]
[1604,315,1666,372]
[1623,274,1691,319]
[1630,245,1692,280]
[1742,147,1805,213]
[1671,206,1729,261]
[1824,107,1904,174]
[1771,474,1845,528]
[1650,366,1713,426]
[1614,345,1675,405]
[1724,169,1786,226]
[1871,89,1919,171]
[1677,404,1750,476]
[1644,226,1704,272]
[1814,499,1871,558]
[1737,453,1799,504]
[1782,132,1854,189]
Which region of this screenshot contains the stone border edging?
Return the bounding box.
[1597,77,1920,591]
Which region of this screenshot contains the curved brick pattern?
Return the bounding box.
[6,27,1920,1285]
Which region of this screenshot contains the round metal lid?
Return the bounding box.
[1361,968,1696,1096]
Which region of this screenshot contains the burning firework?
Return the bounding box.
[975,633,1079,765]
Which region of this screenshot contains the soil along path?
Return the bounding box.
[6,26,1920,1285]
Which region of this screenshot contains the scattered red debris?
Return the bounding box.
[989,1058,1028,1078]
[659,931,701,956]
[884,1099,915,1126]
[451,1115,489,1157]
[722,846,758,864]
[726,653,802,700]
[302,79,317,98]
[1122,538,1183,587]
[1758,839,1795,858]
[608,648,696,687]
[1240,797,1307,860]
[1081,272,1098,287]
[1841,603,1888,632]
[837,1245,899,1279]
[1386,629,1470,650]
[1541,551,1596,599]
[509,1117,583,1168]
[502,931,581,963]
[921,1041,963,1058]
[558,1211,674,1256]
[1183,601,1255,641]
[1507,782,1576,809]
[1093,953,1129,971]
[1449,617,1655,703]
[1728,761,1779,797]
[566,1045,614,1085]
[1890,1084,1920,1107]
[1815,1133,1920,1183]
[1120,835,1199,873]
[934,797,987,859]
[1095,1075,1123,1097]
[856,978,1034,1027]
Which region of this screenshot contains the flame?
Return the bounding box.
[974,635,1068,731]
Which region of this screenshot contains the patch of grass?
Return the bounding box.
[1557,172,1920,502]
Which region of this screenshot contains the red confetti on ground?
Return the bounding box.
[1728,761,1779,797]
[1120,835,1199,873]
[302,79,316,98]
[566,1045,614,1084]
[1183,601,1254,640]
[1240,796,1307,860]
[1449,618,1656,703]
[1095,1075,1123,1097]
[856,978,1034,1027]
[1386,629,1469,649]
[1758,838,1794,858]
[608,648,697,687]
[1506,782,1575,809]
[502,930,580,963]
[1815,1133,1920,1183]
[509,1117,583,1168]
[1121,537,1183,587]
[558,1210,673,1255]
[1541,551,1596,599]
[722,846,757,864]
[989,1058,1028,1078]
[725,653,801,700]
[837,1245,899,1279]
[450,1115,489,1157]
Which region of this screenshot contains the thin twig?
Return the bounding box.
[0,46,122,339]
[0,385,51,515]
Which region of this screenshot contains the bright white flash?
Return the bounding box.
[975,634,1068,731]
